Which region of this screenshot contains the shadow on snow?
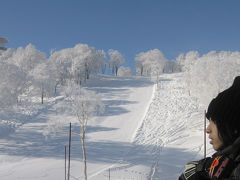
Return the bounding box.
[0,123,196,172]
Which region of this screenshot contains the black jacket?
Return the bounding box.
[216,136,240,179]
[179,137,240,180]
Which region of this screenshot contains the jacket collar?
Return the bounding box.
[216,136,240,159]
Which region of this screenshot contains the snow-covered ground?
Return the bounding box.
[0,73,214,180]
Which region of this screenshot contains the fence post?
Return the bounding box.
[68,123,72,180]
[65,146,67,180]
[204,110,206,158]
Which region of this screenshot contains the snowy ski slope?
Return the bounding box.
[0,73,214,180]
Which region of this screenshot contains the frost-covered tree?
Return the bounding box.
[177,51,199,72]
[108,49,125,76]
[30,62,55,104]
[176,51,200,95]
[11,44,46,72]
[165,60,179,73]
[0,60,25,109]
[135,52,145,76]
[72,44,106,83]
[176,53,185,72]
[0,48,36,104]
[63,84,104,180]
[7,44,47,100]
[149,49,167,76]
[90,49,106,74]
[184,50,240,105]
[44,82,104,180]
[134,49,167,77]
[184,51,200,72]
[49,48,73,88]
[49,44,106,88]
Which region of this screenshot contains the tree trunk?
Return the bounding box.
[84,63,88,83]
[102,64,106,74]
[54,83,58,95]
[112,66,114,75]
[41,87,44,104]
[81,127,87,180]
[87,70,90,80]
[115,66,118,76]
[141,66,143,76]
[68,123,71,180]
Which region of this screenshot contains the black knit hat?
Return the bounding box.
[206,76,240,147]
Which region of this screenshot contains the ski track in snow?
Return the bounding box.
[132,73,212,179]
[134,74,198,147]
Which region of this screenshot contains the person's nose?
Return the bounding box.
[206,123,211,134]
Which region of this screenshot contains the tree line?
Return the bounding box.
[1,43,239,111]
[0,44,127,109]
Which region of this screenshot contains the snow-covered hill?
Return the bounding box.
[133,73,214,179]
[0,73,214,180]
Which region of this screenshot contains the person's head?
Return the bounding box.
[206,76,240,151]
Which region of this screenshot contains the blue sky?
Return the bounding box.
[1,0,240,70]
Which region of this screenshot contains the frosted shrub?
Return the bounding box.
[118,66,132,76]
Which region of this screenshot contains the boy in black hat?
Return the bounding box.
[179,76,240,180]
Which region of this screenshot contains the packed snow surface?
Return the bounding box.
[0,73,214,180]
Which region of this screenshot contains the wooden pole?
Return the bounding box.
[65,146,67,180]
[204,110,206,158]
[68,123,72,180]
[109,168,110,180]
